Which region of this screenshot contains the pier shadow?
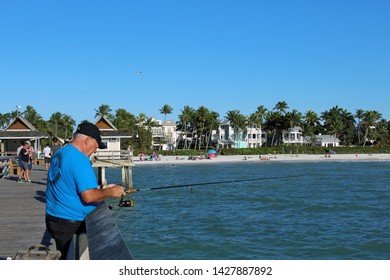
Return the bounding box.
[34,190,46,203]
[32,181,47,186]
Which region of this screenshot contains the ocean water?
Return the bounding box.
[106,161,390,260]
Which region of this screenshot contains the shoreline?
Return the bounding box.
[133,153,390,166]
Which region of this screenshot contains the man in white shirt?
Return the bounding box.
[43,143,52,170]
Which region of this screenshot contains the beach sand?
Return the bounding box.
[133,153,390,166]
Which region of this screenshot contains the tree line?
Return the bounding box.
[175,101,390,148]
[1,101,389,149]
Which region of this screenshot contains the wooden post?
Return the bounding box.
[127,167,133,188]
[121,167,125,187]
[121,166,133,189]
[97,167,106,185]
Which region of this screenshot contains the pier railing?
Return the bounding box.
[95,150,132,162]
[0,156,16,178]
[92,150,135,190]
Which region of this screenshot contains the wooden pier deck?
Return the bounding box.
[0,165,54,259]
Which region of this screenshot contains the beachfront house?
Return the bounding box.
[150,119,177,150]
[216,120,246,148]
[282,126,304,146]
[313,134,341,147]
[246,126,266,148]
[215,120,264,149]
[0,116,46,156]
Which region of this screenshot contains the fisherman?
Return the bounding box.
[45,123,135,259]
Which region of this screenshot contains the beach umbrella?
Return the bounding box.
[207,149,217,154]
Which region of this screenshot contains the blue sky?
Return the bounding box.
[1,0,389,124]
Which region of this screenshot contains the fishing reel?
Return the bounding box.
[118,196,135,208]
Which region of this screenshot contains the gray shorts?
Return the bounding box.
[44,157,51,164]
[21,161,29,171]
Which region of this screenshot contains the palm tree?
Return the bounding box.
[0,113,11,129]
[22,105,45,130]
[264,111,283,146]
[49,112,64,137]
[226,110,247,147]
[247,112,260,147]
[322,106,349,146]
[328,118,343,147]
[273,101,289,115]
[255,105,268,146]
[62,114,76,140]
[113,108,136,130]
[340,109,355,146]
[95,104,113,120]
[374,119,390,146]
[272,101,289,145]
[256,105,267,128]
[194,106,210,150]
[285,109,302,129]
[303,110,320,145]
[355,109,365,144]
[135,113,148,125]
[178,106,195,149]
[10,109,19,120]
[160,104,173,124]
[204,110,220,150]
[144,117,158,131]
[362,110,382,146]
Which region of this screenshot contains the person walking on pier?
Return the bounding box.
[50,137,61,156]
[16,141,24,170]
[42,143,51,170]
[17,142,31,183]
[45,123,129,260]
[26,141,35,177]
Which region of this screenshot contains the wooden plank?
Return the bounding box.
[0,163,134,260]
[0,165,55,259]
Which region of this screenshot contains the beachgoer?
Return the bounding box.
[127,145,133,162]
[50,137,62,156]
[16,141,24,171]
[43,143,52,170]
[26,141,35,176]
[45,123,132,260]
[18,142,31,183]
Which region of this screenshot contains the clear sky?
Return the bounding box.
[1,0,389,125]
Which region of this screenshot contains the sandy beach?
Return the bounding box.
[133,153,390,166]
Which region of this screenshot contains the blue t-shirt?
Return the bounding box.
[46,144,98,221]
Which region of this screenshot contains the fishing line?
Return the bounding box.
[136,174,303,191]
[111,174,304,208]
[125,174,303,192]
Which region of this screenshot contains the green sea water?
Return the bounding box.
[107,161,390,260]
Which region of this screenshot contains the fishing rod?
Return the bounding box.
[112,175,304,207]
[132,174,303,192]
[112,174,304,208]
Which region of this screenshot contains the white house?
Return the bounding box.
[246,126,266,148]
[282,126,304,145]
[314,134,340,147]
[150,119,177,150]
[216,120,264,149]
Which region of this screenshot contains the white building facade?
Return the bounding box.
[151,119,177,150]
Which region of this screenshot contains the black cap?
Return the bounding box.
[75,123,107,149]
